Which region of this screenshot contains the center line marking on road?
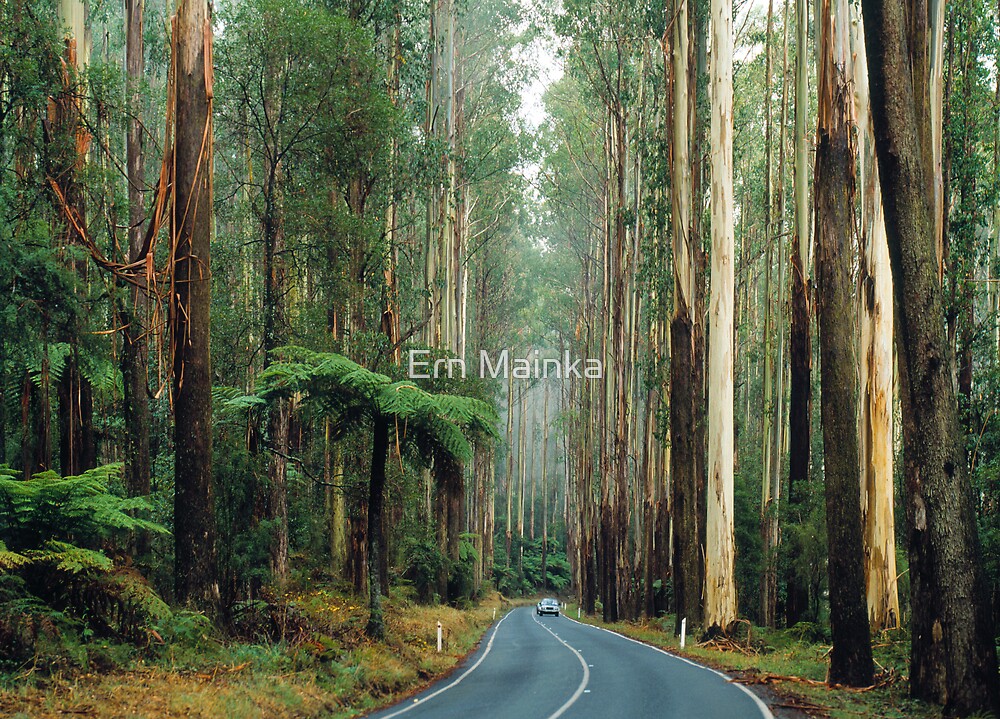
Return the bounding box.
[532,614,591,719]
[561,614,775,719]
[372,609,515,718]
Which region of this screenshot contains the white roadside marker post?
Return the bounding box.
[493,608,496,621]
[680,618,687,649]
[437,621,443,652]
[577,606,581,619]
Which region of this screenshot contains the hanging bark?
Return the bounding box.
[704,0,737,633]
[785,0,812,627]
[171,0,219,611]
[851,9,899,632]
[815,0,874,685]
[861,0,1000,710]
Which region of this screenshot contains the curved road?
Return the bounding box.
[364,607,773,719]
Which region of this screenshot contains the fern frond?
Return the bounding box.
[34,541,113,574]
[0,541,30,570]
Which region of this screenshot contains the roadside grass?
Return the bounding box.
[565,604,947,719]
[0,586,508,719]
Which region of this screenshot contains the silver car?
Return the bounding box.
[536,598,560,616]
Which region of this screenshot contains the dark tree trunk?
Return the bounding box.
[435,453,465,601]
[599,503,618,622]
[862,0,1000,711]
[49,35,96,478]
[22,370,50,478]
[172,0,219,612]
[785,247,811,626]
[814,12,874,685]
[366,416,389,640]
[120,0,151,552]
[261,159,290,583]
[670,311,702,632]
[786,0,813,630]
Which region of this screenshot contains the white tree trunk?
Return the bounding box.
[851,9,900,630]
[705,0,737,632]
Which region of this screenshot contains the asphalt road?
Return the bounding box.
[363,607,773,719]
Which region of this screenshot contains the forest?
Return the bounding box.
[1,0,1000,715]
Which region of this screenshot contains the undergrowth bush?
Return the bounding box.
[0,464,171,667]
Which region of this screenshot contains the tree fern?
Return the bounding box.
[241,347,500,639]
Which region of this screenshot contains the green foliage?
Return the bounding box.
[0,465,171,660]
[401,536,444,604]
[0,464,166,553]
[492,535,571,596]
[249,347,499,465]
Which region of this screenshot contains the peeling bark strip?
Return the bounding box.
[171,0,219,611]
[862,0,1000,710]
[850,8,899,632]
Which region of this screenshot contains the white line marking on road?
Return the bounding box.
[532,614,591,718]
[374,609,515,718]
[562,615,775,719]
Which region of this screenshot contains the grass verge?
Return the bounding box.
[0,586,509,719]
[564,604,947,719]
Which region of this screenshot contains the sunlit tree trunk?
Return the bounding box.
[171,0,219,611]
[851,9,899,632]
[704,0,737,633]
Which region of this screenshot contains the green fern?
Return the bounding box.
[244,347,499,466]
[33,541,114,574]
[0,465,173,646]
[0,540,30,570]
[0,464,167,552]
